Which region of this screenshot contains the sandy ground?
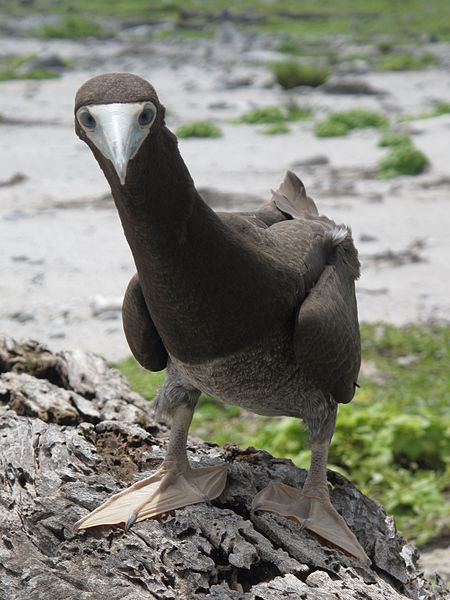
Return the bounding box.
[0,35,449,362]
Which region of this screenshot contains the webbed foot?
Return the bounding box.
[252,481,369,564]
[74,461,227,531]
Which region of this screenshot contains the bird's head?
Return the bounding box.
[75,73,163,186]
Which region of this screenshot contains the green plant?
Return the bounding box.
[270,60,329,89]
[117,323,450,546]
[235,106,286,125]
[276,37,303,55]
[377,40,395,54]
[34,16,104,39]
[261,123,291,135]
[378,131,411,147]
[0,53,60,81]
[315,109,388,137]
[378,52,437,71]
[235,101,312,125]
[378,141,428,178]
[432,101,450,115]
[176,120,223,138]
[284,100,312,121]
[400,101,450,122]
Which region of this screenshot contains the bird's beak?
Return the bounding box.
[78,102,155,185]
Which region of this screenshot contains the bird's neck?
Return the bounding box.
[103,127,283,362]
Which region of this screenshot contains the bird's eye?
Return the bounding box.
[139,106,155,127]
[79,110,96,130]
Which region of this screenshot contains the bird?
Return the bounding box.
[73,73,368,564]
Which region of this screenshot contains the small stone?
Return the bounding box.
[359,233,378,242]
[9,311,35,323]
[290,154,329,167]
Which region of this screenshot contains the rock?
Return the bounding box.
[336,59,371,75]
[0,334,448,600]
[26,53,67,71]
[9,310,35,323]
[0,172,27,187]
[323,77,384,96]
[290,154,330,167]
[218,74,254,90]
[420,545,450,584]
[215,22,242,46]
[90,295,123,317]
[359,233,378,243]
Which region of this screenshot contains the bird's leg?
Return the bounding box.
[74,397,227,532]
[252,400,369,563]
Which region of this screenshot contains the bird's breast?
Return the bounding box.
[170,329,311,418]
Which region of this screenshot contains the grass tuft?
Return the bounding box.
[236,101,312,125]
[378,52,437,71]
[176,120,223,139]
[261,123,291,135]
[236,106,286,125]
[34,16,105,39]
[315,109,388,137]
[378,131,411,147]
[270,60,329,89]
[378,141,428,178]
[0,53,61,81]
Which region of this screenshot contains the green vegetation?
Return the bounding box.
[0,54,60,81]
[378,131,411,147]
[315,109,388,137]
[176,120,223,138]
[400,102,450,122]
[3,1,450,43]
[261,123,291,135]
[236,106,286,124]
[378,140,428,178]
[270,61,329,89]
[235,101,312,125]
[275,38,334,61]
[378,51,437,71]
[117,323,450,545]
[431,101,450,116]
[284,100,313,121]
[377,129,428,178]
[34,15,106,39]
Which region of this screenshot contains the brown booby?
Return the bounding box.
[73,73,368,564]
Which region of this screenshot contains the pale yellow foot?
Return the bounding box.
[74,462,227,531]
[252,481,370,564]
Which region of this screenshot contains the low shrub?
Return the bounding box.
[378,52,437,71]
[315,109,388,137]
[261,123,290,135]
[236,101,312,125]
[0,54,60,81]
[176,120,223,138]
[378,131,411,147]
[270,60,329,89]
[236,106,286,124]
[378,142,428,178]
[35,16,104,39]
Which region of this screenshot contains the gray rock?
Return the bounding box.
[0,334,447,600]
[26,53,67,71]
[9,310,35,323]
[323,77,384,96]
[290,154,330,167]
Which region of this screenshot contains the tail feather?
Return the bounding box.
[271,170,319,218]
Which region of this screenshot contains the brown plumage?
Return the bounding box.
[73,73,368,563]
